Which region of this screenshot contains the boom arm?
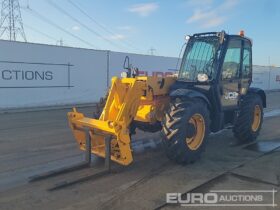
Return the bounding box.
[68,76,175,165]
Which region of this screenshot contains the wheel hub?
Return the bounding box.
[186,122,196,138]
[186,114,205,150]
[252,105,261,132]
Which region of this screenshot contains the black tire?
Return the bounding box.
[161,99,210,164]
[233,93,263,142]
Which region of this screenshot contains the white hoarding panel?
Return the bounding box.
[0,41,179,110]
[252,66,269,90]
[251,66,280,90]
[269,68,280,90]
[0,41,107,109]
[0,61,71,88]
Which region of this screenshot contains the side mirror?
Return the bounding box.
[123,56,130,70]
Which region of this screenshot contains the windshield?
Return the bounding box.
[179,37,220,82]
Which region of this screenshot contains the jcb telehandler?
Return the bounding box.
[68,31,266,166]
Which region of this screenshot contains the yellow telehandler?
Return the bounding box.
[68,31,266,166]
[29,31,266,189]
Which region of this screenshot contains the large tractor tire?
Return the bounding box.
[161,99,210,164]
[233,93,263,142]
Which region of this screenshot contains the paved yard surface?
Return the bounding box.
[0,92,279,210]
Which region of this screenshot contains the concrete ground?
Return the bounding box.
[0,92,280,210]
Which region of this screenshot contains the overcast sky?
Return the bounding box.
[14,0,280,66]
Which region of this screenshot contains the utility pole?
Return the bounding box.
[26,0,30,9]
[0,0,27,41]
[149,47,156,56]
[57,38,63,46]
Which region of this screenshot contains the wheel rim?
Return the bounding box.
[252,105,261,132]
[186,114,205,150]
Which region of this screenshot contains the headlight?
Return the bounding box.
[121,71,128,78]
[197,73,209,82]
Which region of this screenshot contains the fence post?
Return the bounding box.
[106,50,110,88]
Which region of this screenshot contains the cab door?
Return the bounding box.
[220,38,242,109]
[240,40,252,96]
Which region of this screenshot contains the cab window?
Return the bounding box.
[222,39,242,80]
[242,41,251,78]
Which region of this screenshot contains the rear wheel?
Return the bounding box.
[233,93,263,142]
[161,99,210,164]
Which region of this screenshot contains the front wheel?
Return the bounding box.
[161,99,210,164]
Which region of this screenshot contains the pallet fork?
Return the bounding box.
[29,128,113,191]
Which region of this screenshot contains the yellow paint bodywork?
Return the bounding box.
[68,76,176,165]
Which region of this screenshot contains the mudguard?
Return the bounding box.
[248,87,266,108]
[170,88,211,109]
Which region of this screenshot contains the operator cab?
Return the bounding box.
[175,31,253,109]
[179,31,252,82]
[170,31,255,132]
